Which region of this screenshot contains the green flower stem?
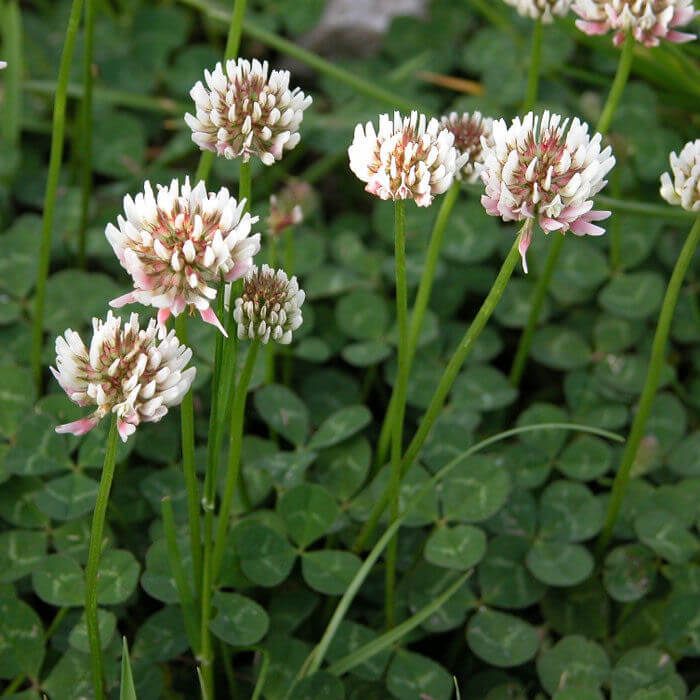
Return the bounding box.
[85,415,119,700]
[266,223,277,387]
[176,0,425,113]
[199,340,260,693]
[598,214,700,554]
[385,199,408,629]
[30,0,84,392]
[596,31,636,136]
[162,496,201,654]
[308,422,622,678]
[77,0,96,269]
[174,314,202,596]
[212,339,260,579]
[523,18,543,112]
[375,181,461,470]
[508,233,565,386]
[281,228,296,386]
[353,233,523,554]
[1,1,22,149]
[239,160,252,210]
[596,194,695,221]
[198,294,229,696]
[507,29,635,388]
[194,0,249,185]
[198,532,215,697]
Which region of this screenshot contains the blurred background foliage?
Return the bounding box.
[0,0,699,697]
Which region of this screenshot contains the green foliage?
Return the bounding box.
[1,0,699,697]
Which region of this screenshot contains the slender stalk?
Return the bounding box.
[199,532,215,698]
[30,0,84,392]
[198,295,227,698]
[308,422,622,677]
[265,230,277,386]
[162,497,201,654]
[200,340,260,695]
[353,233,523,554]
[596,194,695,221]
[212,340,260,578]
[509,233,564,386]
[77,0,96,269]
[598,215,700,554]
[1,1,22,149]
[238,160,252,210]
[523,19,543,112]
[384,200,408,629]
[85,415,119,700]
[375,181,461,469]
[508,30,635,388]
[597,31,636,136]
[281,228,296,386]
[194,0,249,184]
[174,314,202,596]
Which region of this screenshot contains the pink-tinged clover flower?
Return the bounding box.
[440,111,495,184]
[267,181,314,238]
[572,0,698,46]
[52,312,196,442]
[660,139,700,211]
[503,0,573,22]
[185,58,312,165]
[348,111,467,207]
[480,110,615,272]
[227,264,305,345]
[106,178,260,335]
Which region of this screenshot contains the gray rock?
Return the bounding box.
[302,0,429,56]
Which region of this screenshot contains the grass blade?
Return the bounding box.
[120,637,137,700]
[1,1,23,150]
[303,422,623,679]
[327,569,473,676]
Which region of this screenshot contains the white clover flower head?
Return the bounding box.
[503,0,573,22]
[660,139,700,211]
[52,311,196,442]
[572,0,698,46]
[440,111,495,183]
[481,110,615,272]
[106,177,261,336]
[228,264,305,345]
[0,61,7,70]
[267,180,314,237]
[185,58,312,165]
[348,111,468,207]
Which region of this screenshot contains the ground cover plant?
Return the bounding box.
[0,0,699,697]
